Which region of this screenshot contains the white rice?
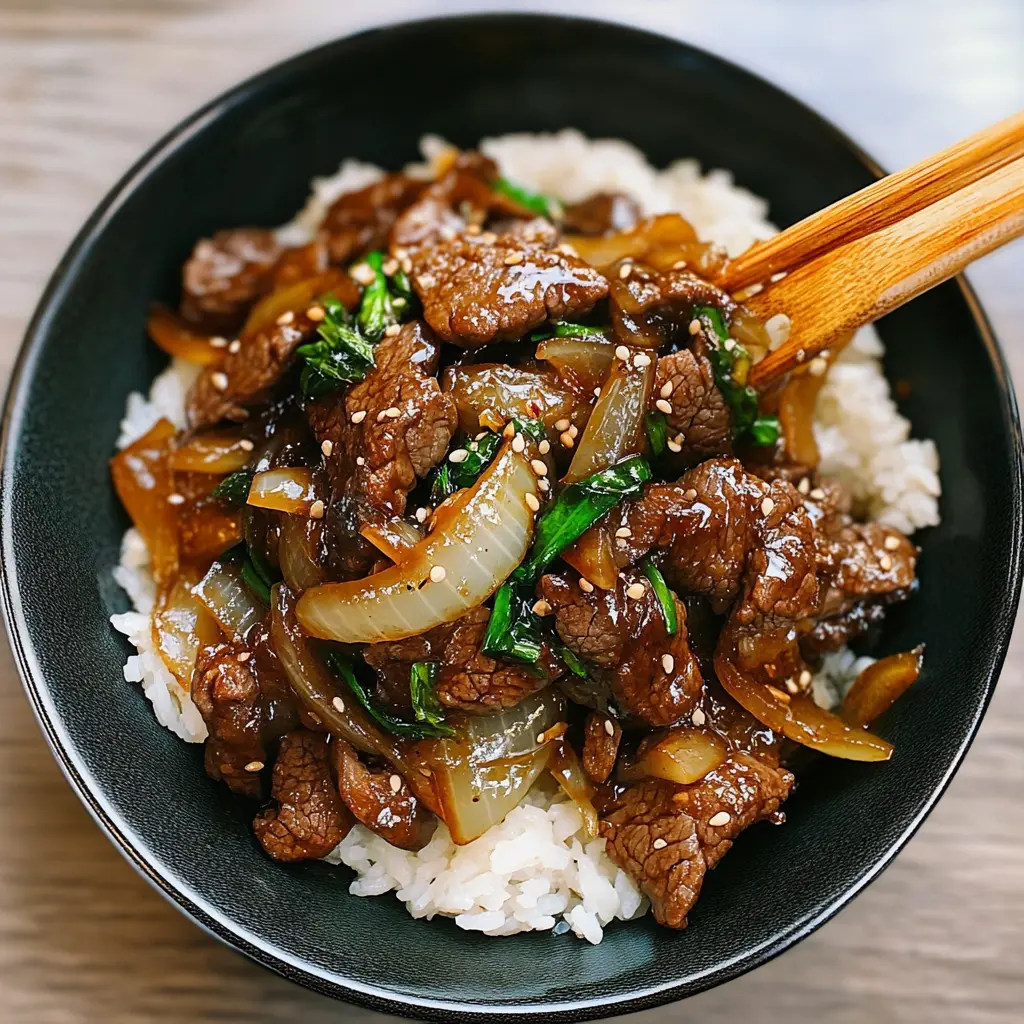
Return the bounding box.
[110,130,941,942]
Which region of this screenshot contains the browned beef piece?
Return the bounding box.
[319,172,425,264]
[538,571,702,727]
[582,711,622,783]
[253,730,352,863]
[181,228,283,332]
[363,607,561,715]
[270,239,330,289]
[562,192,642,235]
[332,740,436,851]
[599,754,793,928]
[653,342,731,462]
[407,221,608,347]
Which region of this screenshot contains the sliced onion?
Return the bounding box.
[110,417,179,583]
[565,213,699,270]
[147,303,222,366]
[564,351,654,483]
[716,640,893,761]
[297,443,537,643]
[360,515,424,564]
[152,571,221,686]
[778,371,825,467]
[248,468,315,515]
[550,738,599,839]
[279,513,326,594]
[841,647,924,726]
[169,429,252,474]
[240,268,350,339]
[192,559,265,638]
[562,524,619,589]
[536,338,615,392]
[629,727,727,785]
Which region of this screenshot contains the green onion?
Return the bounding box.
[640,557,678,636]
[750,416,781,446]
[297,293,375,396]
[530,322,608,342]
[409,661,450,730]
[645,410,669,458]
[484,585,545,663]
[552,640,588,679]
[430,431,503,504]
[324,649,455,740]
[494,177,561,220]
[240,555,271,605]
[210,469,252,507]
[357,250,400,342]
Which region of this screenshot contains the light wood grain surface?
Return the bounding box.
[1,2,1022,1022]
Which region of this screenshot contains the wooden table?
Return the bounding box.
[1,2,1021,1021]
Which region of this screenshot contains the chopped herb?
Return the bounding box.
[531,322,608,342]
[694,305,780,447]
[494,176,562,220]
[640,557,678,636]
[210,469,252,507]
[297,293,374,396]
[389,267,415,305]
[240,556,271,605]
[645,410,669,458]
[410,662,450,730]
[552,640,588,678]
[430,431,503,504]
[325,649,454,739]
[358,250,400,342]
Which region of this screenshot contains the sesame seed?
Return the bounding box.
[235,652,251,664]
[652,838,668,850]
[537,478,550,492]
[415,506,428,523]
[350,410,367,424]
[688,319,701,335]
[667,439,682,453]
[244,761,264,772]
[466,223,482,236]
[618,263,632,279]
[388,406,402,419]
[625,582,646,600]
[684,489,698,501]
[761,497,775,516]
[449,448,469,463]
[708,811,731,827]
[384,323,402,337]
[389,774,402,794]
[275,310,295,326]
[511,434,526,453]
[660,381,674,398]
[691,708,706,726]
[616,538,627,549]
[356,457,365,467]
[309,500,325,520]
[614,345,630,361]
[382,258,399,276]
[593,387,602,397]
[884,535,901,551]
[655,399,673,415]
[401,257,413,275]
[536,732,547,745]
[532,599,552,616]
[568,424,579,438]
[579,578,595,593]
[723,338,736,352]
[662,654,675,673]
[809,488,826,501]
[416,273,436,289]
[228,339,242,354]
[429,565,447,583]
[211,372,229,392]
[785,678,799,694]
[796,348,807,362]
[672,259,688,270]
[320,439,334,457]
[376,410,387,422]
[439,225,457,242]
[879,554,893,571]
[525,493,540,512]
[238,438,254,452]
[306,305,326,323]
[538,439,551,455]
[351,263,376,286]
[766,685,791,703]
[481,232,497,245]
[504,252,524,266]
[809,356,829,376]
[209,336,228,348]
[553,418,570,432]
[603,718,615,737]
[799,669,812,687]
[560,431,575,449]
[530,459,548,477]
[798,477,811,495]
[615,527,632,538]
[332,696,345,713]
[166,492,185,506]
[633,353,652,369]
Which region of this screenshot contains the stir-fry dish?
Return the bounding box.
[111,145,926,934]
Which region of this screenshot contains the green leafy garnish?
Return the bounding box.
[297,294,374,397]
[210,469,252,507]
[483,455,652,662]
[324,650,454,739]
[357,250,400,342]
[494,176,562,220]
[409,662,451,731]
[240,555,271,605]
[552,640,588,679]
[530,322,608,342]
[640,557,678,636]
[430,431,503,504]
[645,410,669,458]
[695,305,780,447]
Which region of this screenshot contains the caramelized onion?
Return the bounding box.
[278,513,326,594]
[240,268,351,339]
[152,571,221,686]
[778,371,825,467]
[146,303,222,366]
[629,727,727,785]
[193,559,266,638]
[247,468,315,515]
[297,443,537,643]
[841,647,924,726]
[360,515,423,564]
[168,429,252,474]
[550,738,599,839]
[536,338,615,392]
[561,524,619,589]
[565,213,699,270]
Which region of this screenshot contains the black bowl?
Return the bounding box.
[2,13,1021,1022]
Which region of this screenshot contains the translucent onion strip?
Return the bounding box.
[168,428,252,474]
[247,468,315,515]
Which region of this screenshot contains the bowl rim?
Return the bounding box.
[2,11,1022,1022]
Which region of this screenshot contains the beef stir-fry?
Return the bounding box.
[112,148,924,931]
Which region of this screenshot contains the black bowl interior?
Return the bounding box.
[2,14,1021,1023]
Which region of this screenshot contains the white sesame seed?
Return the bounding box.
[655,399,673,415]
[684,489,698,501]
[614,345,630,361]
[466,224,482,236]
[449,448,469,464]
[388,407,402,419]
[593,387,602,397]
[615,538,627,549]
[691,708,706,726]
[603,718,615,736]
[688,319,701,335]
[236,651,251,663]
[382,258,399,276]
[798,477,811,495]
[511,434,526,453]
[538,439,551,455]
[799,669,812,687]
[652,838,668,850]
[560,431,575,449]
[625,582,646,600]
[228,339,242,354]
[166,492,185,506]
[401,257,413,275]
[660,381,674,398]
[615,527,632,539]
[809,488,826,501]
[708,811,731,827]
[530,459,548,477]
[672,259,687,270]
[376,410,387,423]
[350,409,367,424]
[351,263,376,286]
[332,696,345,713]
[384,323,402,337]
[525,493,540,512]
[244,761,264,772]
[667,439,682,453]
[553,418,570,432]
[633,353,652,368]
[785,678,799,694]
[618,263,632,279]
[532,599,552,616]
[211,371,229,392]
[481,232,497,245]
[429,565,447,583]
[320,439,334,457]
[504,252,524,266]
[275,310,295,326]
[723,338,736,352]
[568,424,579,438]
[415,506,428,523]
[809,356,829,376]
[238,438,254,452]
[536,733,546,745]
[389,774,402,794]
[761,497,775,516]
[661,654,675,673]
[209,336,228,348]
[309,500,325,520]
[537,478,550,492]
[579,578,595,593]
[356,456,365,467]
[416,273,436,289]
[884,535,901,551]
[879,554,893,571]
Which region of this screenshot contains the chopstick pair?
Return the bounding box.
[713,110,1024,386]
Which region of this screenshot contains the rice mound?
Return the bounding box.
[110,130,942,943]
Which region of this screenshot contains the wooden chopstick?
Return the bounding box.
[718,109,1024,294]
[747,155,1024,387]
